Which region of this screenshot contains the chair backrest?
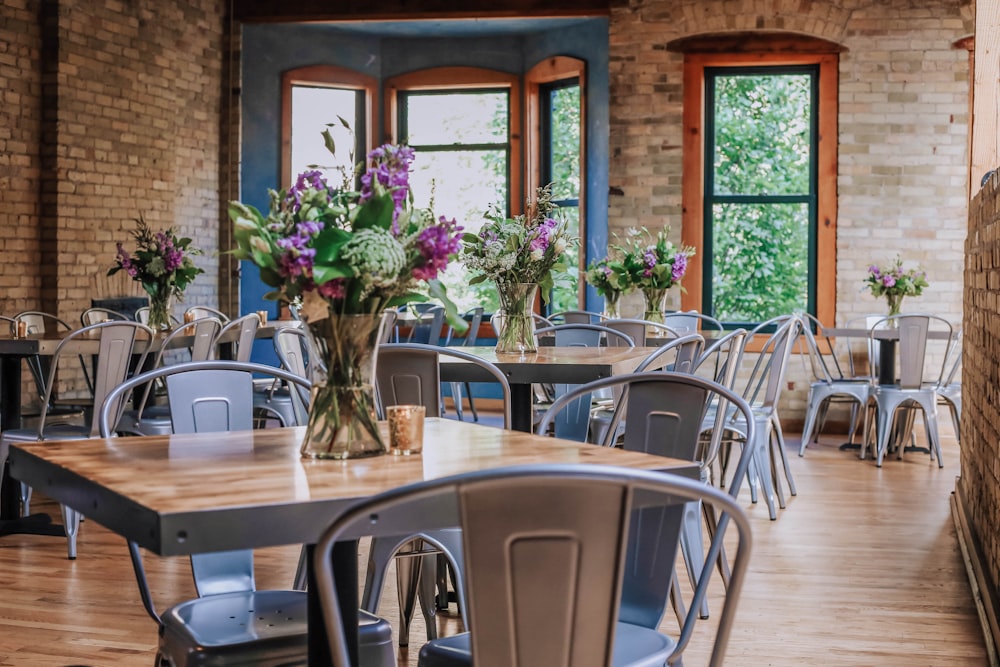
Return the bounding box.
[445,307,484,347]
[214,312,260,362]
[869,313,953,389]
[98,360,313,608]
[404,305,445,345]
[185,305,231,323]
[376,342,512,428]
[534,323,635,348]
[378,309,398,344]
[603,317,681,345]
[740,315,803,409]
[941,328,962,387]
[14,310,86,399]
[80,307,130,326]
[634,333,706,374]
[0,315,16,336]
[38,321,154,437]
[663,310,724,333]
[797,312,840,384]
[694,328,749,390]
[548,309,602,325]
[314,464,752,667]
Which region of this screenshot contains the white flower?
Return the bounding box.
[530,248,544,262]
[554,238,567,255]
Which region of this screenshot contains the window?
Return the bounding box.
[386,67,522,313]
[679,39,839,327]
[705,66,816,323]
[281,65,377,188]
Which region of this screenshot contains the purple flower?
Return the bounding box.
[642,247,657,277]
[274,221,322,279]
[413,216,463,280]
[285,170,329,210]
[882,275,896,287]
[360,144,415,232]
[316,278,346,300]
[671,252,688,282]
[115,242,139,278]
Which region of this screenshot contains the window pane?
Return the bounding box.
[548,85,581,202]
[713,74,811,196]
[405,92,508,146]
[290,85,359,187]
[711,202,809,321]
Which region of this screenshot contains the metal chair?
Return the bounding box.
[603,317,681,345]
[184,305,231,323]
[403,304,446,345]
[214,311,260,361]
[863,314,953,467]
[114,316,224,436]
[315,464,752,667]
[532,323,635,442]
[97,360,395,667]
[444,307,485,421]
[937,329,962,443]
[255,324,311,427]
[663,310,724,334]
[368,342,512,647]
[797,312,875,454]
[80,306,130,326]
[547,308,603,324]
[0,320,154,558]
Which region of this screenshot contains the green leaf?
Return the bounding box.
[312,261,353,284]
[427,280,467,334]
[312,227,351,265]
[353,191,394,230]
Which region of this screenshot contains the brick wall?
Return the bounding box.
[608,0,973,421]
[962,174,1000,615]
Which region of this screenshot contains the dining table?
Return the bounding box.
[436,345,662,432]
[7,418,699,666]
[822,326,953,384]
[0,323,286,530]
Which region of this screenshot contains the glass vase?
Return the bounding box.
[300,310,386,459]
[603,290,623,321]
[147,292,173,331]
[886,293,903,317]
[495,282,538,355]
[641,287,668,325]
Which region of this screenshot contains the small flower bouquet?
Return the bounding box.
[864,255,928,316]
[108,215,204,330]
[619,227,694,323]
[585,253,630,319]
[228,134,464,459]
[463,183,577,353]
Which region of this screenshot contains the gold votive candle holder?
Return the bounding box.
[183,310,196,335]
[387,404,425,455]
[15,321,27,338]
[256,309,268,326]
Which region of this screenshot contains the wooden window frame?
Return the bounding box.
[681,52,838,328]
[280,65,378,189]
[526,56,587,308]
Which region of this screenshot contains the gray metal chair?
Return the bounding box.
[539,370,754,627]
[603,317,681,345]
[445,306,484,421]
[403,304,446,345]
[368,342,512,647]
[214,311,260,361]
[863,314,953,467]
[0,320,153,558]
[80,306,130,326]
[184,305,231,323]
[797,313,875,454]
[547,308,603,324]
[114,316,224,436]
[663,310,724,334]
[937,329,962,443]
[97,360,395,667]
[314,464,752,667]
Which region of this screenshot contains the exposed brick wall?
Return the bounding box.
[962,174,1000,608]
[608,0,973,418]
[0,0,43,314]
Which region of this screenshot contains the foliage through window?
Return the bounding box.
[705,67,817,323]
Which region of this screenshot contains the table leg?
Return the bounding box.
[510,384,534,433]
[0,355,64,536]
[879,339,897,385]
[307,540,360,666]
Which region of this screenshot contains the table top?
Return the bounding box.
[8,419,698,556]
[0,322,286,356]
[822,327,953,340]
[439,345,658,384]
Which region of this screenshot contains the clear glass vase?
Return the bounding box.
[147,292,173,331]
[603,290,623,320]
[300,311,386,459]
[641,287,668,325]
[886,293,903,317]
[495,282,538,355]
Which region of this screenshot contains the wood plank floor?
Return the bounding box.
[0,419,986,666]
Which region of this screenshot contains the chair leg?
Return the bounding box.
[449,382,464,421]
[668,568,687,629]
[772,415,796,497]
[416,553,439,641]
[465,382,478,422]
[753,421,778,520]
[20,482,31,517]
[62,505,81,559]
[394,547,422,647]
[679,500,709,619]
[798,393,821,456]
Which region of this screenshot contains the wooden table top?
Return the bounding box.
[440,345,658,384]
[822,327,953,340]
[8,419,698,556]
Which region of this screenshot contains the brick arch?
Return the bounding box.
[641,0,854,43]
[665,32,846,55]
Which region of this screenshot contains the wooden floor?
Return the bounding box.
[0,418,987,666]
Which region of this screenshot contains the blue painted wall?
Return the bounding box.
[240,19,610,320]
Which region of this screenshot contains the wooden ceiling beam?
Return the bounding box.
[233,0,611,23]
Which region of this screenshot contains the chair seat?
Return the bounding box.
[417,621,675,667]
[0,423,90,443]
[115,406,173,436]
[161,590,393,667]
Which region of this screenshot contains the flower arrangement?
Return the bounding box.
[585,253,630,319]
[228,142,463,324]
[463,183,576,301]
[864,255,928,315]
[463,183,577,353]
[617,227,694,323]
[228,132,465,459]
[108,215,204,329]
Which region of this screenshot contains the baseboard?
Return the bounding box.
[952,478,1000,667]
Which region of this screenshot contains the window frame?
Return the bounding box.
[681,50,838,328]
[280,65,378,189]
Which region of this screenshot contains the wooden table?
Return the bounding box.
[437,345,660,431]
[8,419,698,666]
[823,327,952,384]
